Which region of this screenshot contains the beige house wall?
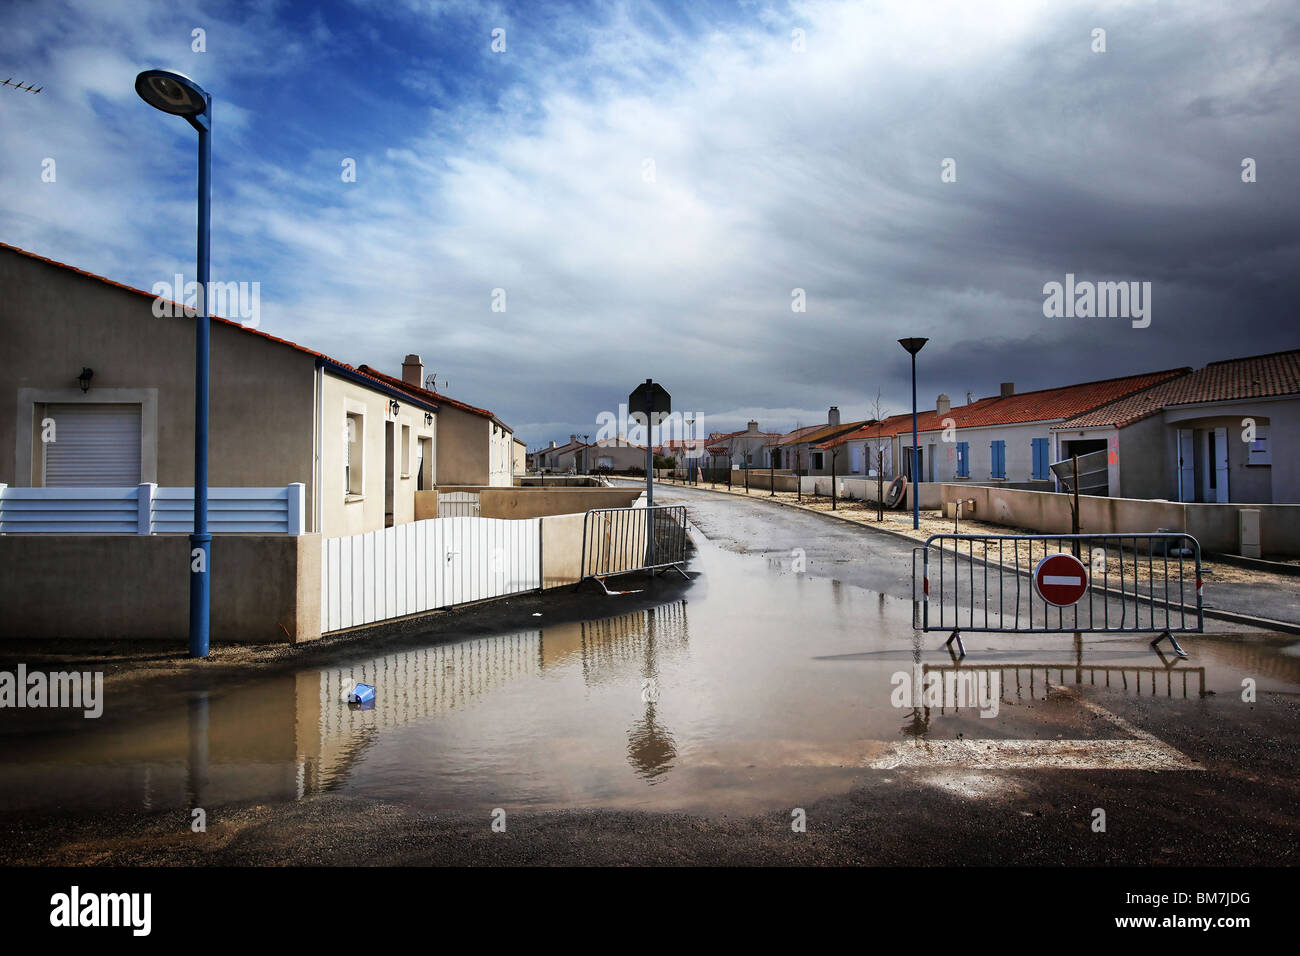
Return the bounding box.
[0,249,318,521]
[318,373,436,537]
[512,438,527,477]
[435,404,490,486]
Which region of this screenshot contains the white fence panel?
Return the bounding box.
[321,515,541,633]
[0,483,304,534]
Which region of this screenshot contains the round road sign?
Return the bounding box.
[1033,553,1088,607]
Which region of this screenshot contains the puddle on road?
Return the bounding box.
[2,533,1298,817]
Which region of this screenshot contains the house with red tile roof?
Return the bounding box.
[761,407,871,475]
[1051,350,1300,503]
[0,243,514,535]
[536,437,589,473]
[818,368,1190,489]
[704,421,782,471]
[358,357,516,488]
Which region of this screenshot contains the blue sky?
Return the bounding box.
[3,0,1298,446]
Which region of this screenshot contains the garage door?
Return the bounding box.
[43,403,142,486]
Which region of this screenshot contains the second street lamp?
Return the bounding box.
[898,337,928,530]
[136,69,213,658]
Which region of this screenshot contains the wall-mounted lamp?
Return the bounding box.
[424,412,433,426]
[388,399,400,416]
[77,367,94,393]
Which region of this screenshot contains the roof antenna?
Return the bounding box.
[424,372,447,392]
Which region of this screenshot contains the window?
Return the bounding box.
[990,440,1006,479]
[400,424,411,477]
[1031,437,1049,479]
[42,403,142,486]
[811,452,824,470]
[1248,426,1270,465]
[345,412,364,496]
[956,441,970,478]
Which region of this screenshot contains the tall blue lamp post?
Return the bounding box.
[898,337,928,530]
[136,69,212,658]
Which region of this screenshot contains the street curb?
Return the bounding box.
[652,481,1300,635]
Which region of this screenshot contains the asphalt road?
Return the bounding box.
[3,480,1297,866]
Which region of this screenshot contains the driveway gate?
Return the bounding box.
[913,533,1203,658]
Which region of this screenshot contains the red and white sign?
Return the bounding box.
[1033,553,1089,607]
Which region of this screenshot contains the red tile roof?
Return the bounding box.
[1057,350,1300,429]
[357,365,497,421]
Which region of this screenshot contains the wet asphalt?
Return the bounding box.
[2,480,1298,866]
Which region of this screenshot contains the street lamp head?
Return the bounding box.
[135,69,209,118]
[898,337,929,356]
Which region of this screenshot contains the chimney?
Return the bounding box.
[549,440,557,448]
[936,394,951,416]
[1000,382,1015,398]
[747,420,759,433]
[828,406,841,427]
[570,434,577,443]
[402,354,424,387]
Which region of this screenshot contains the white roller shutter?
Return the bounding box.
[43,403,142,486]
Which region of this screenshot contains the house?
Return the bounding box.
[588,437,647,472]
[1052,350,1300,503]
[704,421,781,471]
[537,436,588,473]
[819,370,1189,490]
[765,407,870,474]
[0,243,514,537]
[359,358,516,488]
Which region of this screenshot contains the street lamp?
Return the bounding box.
[898,337,928,530]
[137,69,212,659]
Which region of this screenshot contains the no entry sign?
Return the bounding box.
[1033,553,1089,607]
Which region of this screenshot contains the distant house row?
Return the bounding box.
[0,243,526,537]
[544,350,1297,506]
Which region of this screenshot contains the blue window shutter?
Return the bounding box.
[957,441,969,477]
[992,440,1006,479]
[1031,438,1047,479]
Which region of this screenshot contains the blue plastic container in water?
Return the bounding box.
[348,682,376,705]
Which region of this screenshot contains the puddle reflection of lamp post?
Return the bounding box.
[136,69,213,658]
[898,337,929,530]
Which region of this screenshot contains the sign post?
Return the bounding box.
[628,378,670,572]
[1033,553,1089,607]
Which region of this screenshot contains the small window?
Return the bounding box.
[812,452,824,470]
[345,412,364,496]
[401,424,411,477]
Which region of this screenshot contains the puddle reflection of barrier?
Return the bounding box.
[923,662,1208,704]
[576,505,689,594]
[572,600,690,683]
[914,532,1204,659]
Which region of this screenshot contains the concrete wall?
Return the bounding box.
[512,440,527,478]
[731,469,799,492]
[0,249,318,523]
[540,511,586,588]
[802,475,943,509]
[415,486,642,519]
[0,534,322,642]
[940,483,1300,557]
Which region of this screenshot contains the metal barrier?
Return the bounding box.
[576,505,689,594]
[913,533,1203,658]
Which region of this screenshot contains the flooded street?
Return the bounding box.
[3,494,1300,835]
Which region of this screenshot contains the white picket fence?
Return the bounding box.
[0,483,305,534]
[320,516,541,633]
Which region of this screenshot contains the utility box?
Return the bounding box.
[1239,509,1262,559]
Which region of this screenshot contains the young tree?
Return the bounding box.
[868,389,891,522]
